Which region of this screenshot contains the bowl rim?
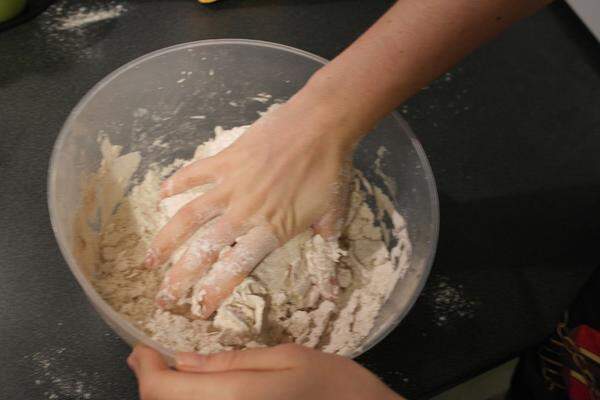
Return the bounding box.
[48,38,439,360]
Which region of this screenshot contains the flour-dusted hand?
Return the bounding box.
[144,0,551,317]
[145,90,363,318]
[127,344,404,400]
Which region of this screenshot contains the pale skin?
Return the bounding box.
[128,344,401,400]
[136,0,552,398]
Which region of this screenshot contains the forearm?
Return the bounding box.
[295,0,552,139]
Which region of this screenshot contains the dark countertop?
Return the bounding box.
[1,1,599,399]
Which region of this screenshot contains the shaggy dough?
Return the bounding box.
[76,123,412,356]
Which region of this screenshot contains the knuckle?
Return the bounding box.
[191,194,225,220]
[178,202,195,219]
[182,205,207,223]
[223,203,251,224]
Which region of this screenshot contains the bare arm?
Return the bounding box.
[149,0,551,316]
[303,0,551,138]
[140,1,552,397]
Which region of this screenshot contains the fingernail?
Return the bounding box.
[144,250,157,269]
[176,352,205,369]
[155,287,174,309]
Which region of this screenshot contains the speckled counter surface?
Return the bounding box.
[1,1,599,399]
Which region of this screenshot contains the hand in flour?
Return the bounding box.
[145,0,551,317]
[128,344,404,400]
[146,92,365,317]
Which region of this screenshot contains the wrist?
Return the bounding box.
[290,68,377,146]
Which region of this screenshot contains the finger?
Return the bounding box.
[161,156,221,198]
[129,345,237,400]
[194,225,279,319]
[312,208,345,241]
[313,166,352,240]
[145,191,225,269]
[175,343,308,373]
[140,370,271,400]
[128,345,169,377]
[313,191,351,240]
[156,217,242,309]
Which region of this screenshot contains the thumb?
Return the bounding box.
[128,345,169,379]
[175,343,309,373]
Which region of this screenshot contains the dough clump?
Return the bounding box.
[77,124,412,356]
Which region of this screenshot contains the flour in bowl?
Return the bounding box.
[75,123,412,356]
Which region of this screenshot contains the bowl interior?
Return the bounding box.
[48,39,439,359]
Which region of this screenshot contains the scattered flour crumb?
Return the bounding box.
[27,348,99,399]
[57,4,126,30]
[249,92,272,103]
[37,1,128,61]
[430,277,478,326]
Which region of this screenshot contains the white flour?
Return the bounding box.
[57,5,126,30]
[41,1,127,31]
[37,1,128,61]
[430,277,478,326]
[75,124,412,356]
[28,347,96,400]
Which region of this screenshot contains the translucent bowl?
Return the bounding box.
[48,39,439,359]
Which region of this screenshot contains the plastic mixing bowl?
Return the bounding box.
[48,39,439,359]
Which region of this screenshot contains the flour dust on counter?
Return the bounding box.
[428,275,479,327]
[26,347,97,400]
[36,0,128,60]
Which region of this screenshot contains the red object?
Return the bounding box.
[565,325,600,400]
